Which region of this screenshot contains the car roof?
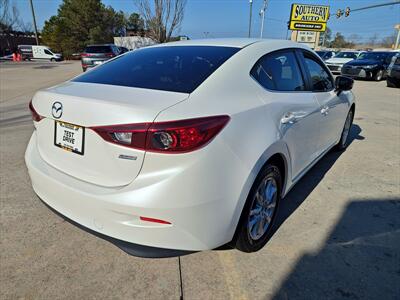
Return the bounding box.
[153,38,304,49]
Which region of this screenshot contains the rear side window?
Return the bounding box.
[74,46,240,93]
[302,53,334,92]
[250,50,305,91]
[84,46,112,53]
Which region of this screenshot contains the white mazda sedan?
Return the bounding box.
[26,39,355,257]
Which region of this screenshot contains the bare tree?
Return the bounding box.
[135,0,187,43]
[368,33,379,47]
[0,0,20,32]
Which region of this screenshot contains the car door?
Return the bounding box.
[250,49,322,180]
[299,50,348,154]
[44,49,53,59]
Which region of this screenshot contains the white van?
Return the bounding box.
[18,45,63,61]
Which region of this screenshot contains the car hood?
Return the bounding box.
[345,59,381,66]
[326,57,355,64]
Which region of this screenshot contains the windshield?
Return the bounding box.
[74,46,240,93]
[357,52,391,62]
[334,52,358,59]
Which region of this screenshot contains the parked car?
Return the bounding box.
[341,51,398,81]
[325,51,361,74]
[18,45,63,61]
[81,44,120,71]
[26,39,355,257]
[0,52,13,61]
[386,53,400,88]
[316,50,336,61]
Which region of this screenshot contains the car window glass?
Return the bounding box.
[74,46,240,93]
[250,51,305,91]
[44,49,52,55]
[335,52,358,59]
[112,46,120,54]
[303,54,333,92]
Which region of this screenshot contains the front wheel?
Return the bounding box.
[234,165,282,253]
[335,109,354,151]
[374,69,383,81]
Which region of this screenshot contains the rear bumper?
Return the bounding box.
[25,131,244,253]
[40,198,194,258]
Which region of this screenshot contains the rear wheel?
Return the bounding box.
[335,109,354,151]
[235,165,282,253]
[386,78,397,88]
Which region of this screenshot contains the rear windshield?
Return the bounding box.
[73,46,240,93]
[84,46,112,53]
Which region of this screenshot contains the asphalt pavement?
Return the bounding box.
[1,61,399,300]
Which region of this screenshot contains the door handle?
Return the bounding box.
[321,106,329,115]
[281,112,297,124]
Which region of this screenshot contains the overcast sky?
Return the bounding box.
[15,0,400,41]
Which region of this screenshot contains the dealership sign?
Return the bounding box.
[289,4,329,32]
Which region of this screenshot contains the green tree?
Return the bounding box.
[126,12,144,32]
[41,0,125,57]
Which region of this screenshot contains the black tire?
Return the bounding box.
[234,164,282,253]
[335,108,354,151]
[50,58,55,62]
[374,69,383,81]
[386,78,396,88]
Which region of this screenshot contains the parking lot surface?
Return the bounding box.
[1,61,399,299]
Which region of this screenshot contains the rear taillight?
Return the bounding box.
[28,100,43,122]
[81,53,89,57]
[91,115,230,153]
[105,53,115,58]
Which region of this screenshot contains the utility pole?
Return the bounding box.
[395,24,400,49]
[248,0,253,38]
[260,0,268,38]
[29,0,39,45]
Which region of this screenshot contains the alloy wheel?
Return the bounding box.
[247,177,278,241]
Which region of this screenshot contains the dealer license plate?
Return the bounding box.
[54,121,85,155]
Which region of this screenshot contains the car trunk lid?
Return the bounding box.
[32,81,188,187]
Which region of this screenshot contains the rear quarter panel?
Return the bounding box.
[152,42,301,242]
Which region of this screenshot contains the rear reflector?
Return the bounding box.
[28,100,43,122]
[140,216,171,225]
[91,115,230,153]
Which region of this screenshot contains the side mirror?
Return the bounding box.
[335,76,354,93]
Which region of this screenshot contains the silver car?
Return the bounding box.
[81,44,120,72]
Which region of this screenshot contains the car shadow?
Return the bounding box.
[271,197,400,299]
[216,123,364,251]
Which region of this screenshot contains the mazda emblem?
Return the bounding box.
[52,102,63,119]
